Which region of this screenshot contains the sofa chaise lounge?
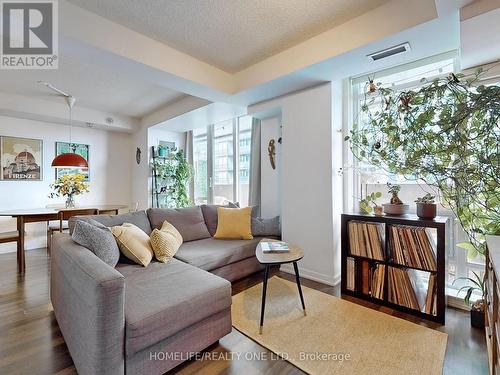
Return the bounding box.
[51,206,269,375]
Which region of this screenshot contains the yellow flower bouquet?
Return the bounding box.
[49,173,89,208]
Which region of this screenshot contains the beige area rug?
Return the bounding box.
[232,277,447,375]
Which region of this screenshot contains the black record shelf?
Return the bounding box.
[341,213,448,324]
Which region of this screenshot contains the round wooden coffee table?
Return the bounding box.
[256,240,306,334]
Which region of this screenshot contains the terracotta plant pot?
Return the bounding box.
[416,203,437,219]
[374,206,383,216]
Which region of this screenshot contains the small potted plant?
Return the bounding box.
[382,183,409,215]
[453,271,485,328]
[157,145,167,157]
[359,191,383,215]
[415,193,437,219]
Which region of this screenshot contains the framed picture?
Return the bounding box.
[0,136,43,181]
[55,142,90,181]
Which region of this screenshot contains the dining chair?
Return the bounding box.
[0,231,19,247]
[47,208,99,254]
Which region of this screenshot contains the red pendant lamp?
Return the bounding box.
[51,95,89,169]
[51,152,88,168]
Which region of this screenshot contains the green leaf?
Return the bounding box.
[467,247,479,260]
[456,242,476,252]
[464,288,473,306]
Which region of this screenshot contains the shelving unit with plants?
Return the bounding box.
[341,213,447,324]
[150,146,193,209]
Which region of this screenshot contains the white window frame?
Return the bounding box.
[194,116,252,205]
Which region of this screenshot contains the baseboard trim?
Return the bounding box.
[279,264,340,286]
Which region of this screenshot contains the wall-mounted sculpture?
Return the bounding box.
[268,139,276,170]
[136,147,142,164]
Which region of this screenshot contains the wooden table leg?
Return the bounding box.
[17,216,25,273]
[259,264,270,334]
[293,261,306,315]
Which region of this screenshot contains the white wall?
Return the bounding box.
[460,1,500,69]
[148,128,186,154]
[0,116,132,253]
[260,116,282,219]
[250,83,340,285]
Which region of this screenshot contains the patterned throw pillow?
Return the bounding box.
[111,223,154,267]
[150,221,183,263]
[72,218,121,267]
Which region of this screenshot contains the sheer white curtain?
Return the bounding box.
[185,130,194,203]
[248,118,261,215]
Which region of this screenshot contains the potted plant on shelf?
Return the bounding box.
[359,191,383,215]
[453,271,485,328]
[157,145,167,157]
[415,193,437,219]
[382,183,409,215]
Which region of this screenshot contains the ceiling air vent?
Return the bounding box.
[367,43,411,61]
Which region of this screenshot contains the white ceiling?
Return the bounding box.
[0,54,185,118]
[67,0,390,73]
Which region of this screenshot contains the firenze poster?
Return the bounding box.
[0,136,43,181]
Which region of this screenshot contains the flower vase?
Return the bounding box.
[65,194,75,208]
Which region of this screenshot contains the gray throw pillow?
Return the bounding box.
[252,216,281,237]
[71,218,120,267]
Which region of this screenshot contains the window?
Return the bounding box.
[213,120,234,204]
[192,116,254,206]
[347,52,483,298]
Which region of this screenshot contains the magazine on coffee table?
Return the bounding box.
[260,241,290,253]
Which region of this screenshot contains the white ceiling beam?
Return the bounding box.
[140,95,212,129]
[60,0,234,96]
[0,92,138,132]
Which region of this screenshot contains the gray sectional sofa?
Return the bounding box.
[51,206,269,375]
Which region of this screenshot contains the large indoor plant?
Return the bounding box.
[152,148,193,208]
[345,69,500,257]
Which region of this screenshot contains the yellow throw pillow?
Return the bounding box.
[111,223,153,267]
[150,221,183,263]
[214,207,253,240]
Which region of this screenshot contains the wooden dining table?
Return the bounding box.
[0,205,128,273]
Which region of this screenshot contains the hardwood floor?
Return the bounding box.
[0,249,488,375]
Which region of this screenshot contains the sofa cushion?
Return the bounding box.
[201,202,238,236]
[111,223,154,267]
[214,207,253,240]
[252,216,281,237]
[69,210,152,235]
[71,219,120,267]
[149,221,183,263]
[147,207,210,242]
[116,259,231,356]
[174,237,263,271]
